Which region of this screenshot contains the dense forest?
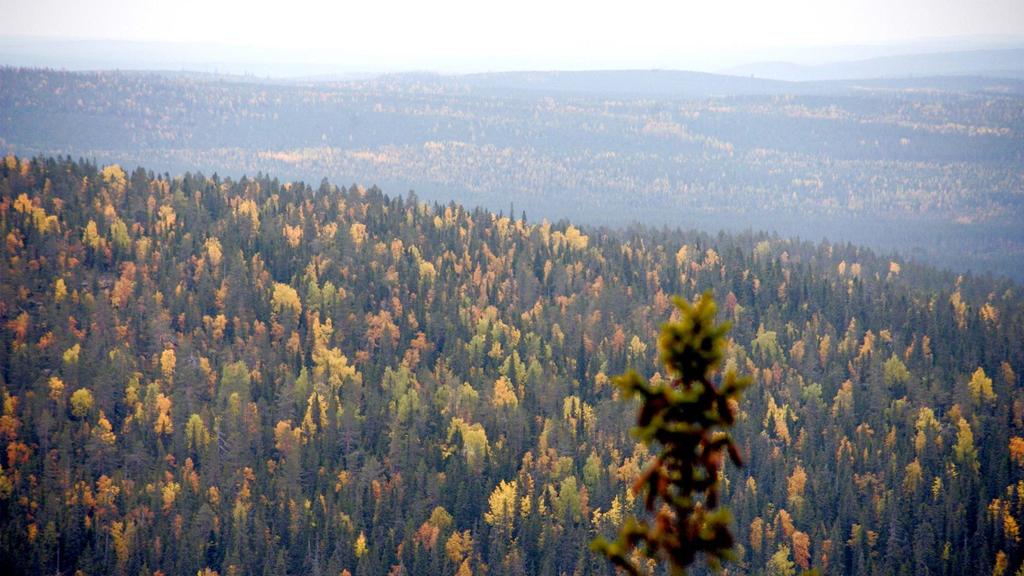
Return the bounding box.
[2,68,1023,278]
[1,155,1023,575]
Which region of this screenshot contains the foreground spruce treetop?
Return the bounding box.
[593,292,749,575]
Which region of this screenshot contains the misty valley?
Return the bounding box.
[2,68,1022,278]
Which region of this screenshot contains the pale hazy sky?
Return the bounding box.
[3,0,1023,71]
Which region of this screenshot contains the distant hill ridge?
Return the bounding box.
[726,48,1024,81]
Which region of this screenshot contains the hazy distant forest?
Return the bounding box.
[1,68,1022,278]
[1,155,1023,575]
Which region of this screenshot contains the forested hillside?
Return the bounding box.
[1,156,1023,575]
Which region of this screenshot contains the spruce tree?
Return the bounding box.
[593,292,750,575]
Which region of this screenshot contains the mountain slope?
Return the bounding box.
[1,156,1022,575]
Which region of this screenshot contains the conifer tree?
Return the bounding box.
[593,292,750,575]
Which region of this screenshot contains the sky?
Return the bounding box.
[2,0,1023,72]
